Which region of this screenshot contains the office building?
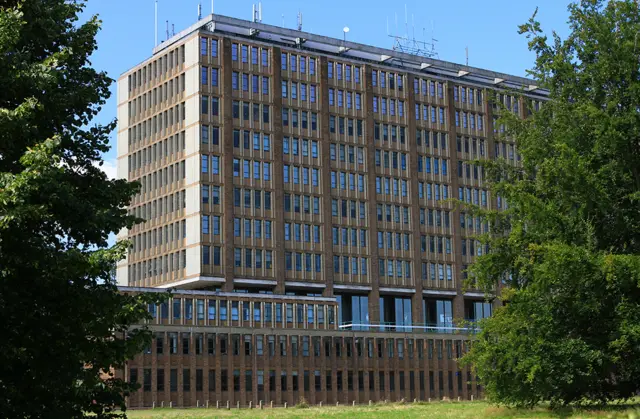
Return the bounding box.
[116,12,547,408]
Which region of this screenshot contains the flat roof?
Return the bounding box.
[142,13,546,96]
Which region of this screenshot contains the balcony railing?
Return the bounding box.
[338,322,480,334]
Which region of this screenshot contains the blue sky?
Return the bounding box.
[83,0,571,172]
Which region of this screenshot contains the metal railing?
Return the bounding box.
[338,322,480,334]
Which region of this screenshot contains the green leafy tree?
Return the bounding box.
[0,1,165,417]
[462,0,640,407]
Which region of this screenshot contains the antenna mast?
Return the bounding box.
[297,11,303,31]
[165,20,169,41]
[154,0,158,46]
[388,8,438,59]
[198,2,202,20]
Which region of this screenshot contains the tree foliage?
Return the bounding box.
[0,1,165,417]
[462,0,640,407]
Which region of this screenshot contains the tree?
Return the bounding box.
[0,1,165,417]
[461,0,640,407]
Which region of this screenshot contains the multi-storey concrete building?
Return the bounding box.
[116,13,547,408]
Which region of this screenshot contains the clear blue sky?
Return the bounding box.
[83,0,571,166]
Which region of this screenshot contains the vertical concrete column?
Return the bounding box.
[271,47,286,294]
[445,84,464,323]
[318,56,335,297]
[221,38,235,292]
[406,74,424,325]
[363,65,381,323]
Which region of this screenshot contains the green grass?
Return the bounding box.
[125,401,640,419]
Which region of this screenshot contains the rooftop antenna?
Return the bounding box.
[297,11,303,31]
[154,0,158,47]
[211,0,214,14]
[343,26,350,43]
[252,3,262,23]
[165,20,169,41]
[282,14,285,28]
[404,4,408,38]
[172,23,175,36]
[465,46,469,66]
[259,2,262,22]
[198,2,202,20]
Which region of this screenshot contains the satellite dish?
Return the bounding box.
[343,26,350,33]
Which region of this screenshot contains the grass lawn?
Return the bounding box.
[125,401,640,419]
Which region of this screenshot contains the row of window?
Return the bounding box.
[371,70,404,90]
[375,150,408,170]
[421,263,454,282]
[201,245,222,266]
[284,223,321,243]
[417,182,450,201]
[283,164,320,186]
[420,209,451,228]
[132,366,473,395]
[374,123,407,144]
[377,231,411,251]
[420,235,453,255]
[200,95,220,117]
[457,161,484,181]
[456,136,486,156]
[330,171,366,192]
[460,213,489,233]
[284,252,322,272]
[283,137,318,157]
[130,44,184,90]
[232,129,271,151]
[329,115,364,137]
[234,188,272,210]
[231,100,270,122]
[231,71,270,94]
[201,215,221,235]
[328,89,363,110]
[412,78,444,98]
[231,43,269,67]
[130,103,185,138]
[234,248,274,269]
[131,190,185,222]
[234,218,273,240]
[374,176,409,197]
[284,193,321,215]
[130,221,186,254]
[281,108,318,131]
[458,187,489,207]
[461,239,488,257]
[327,61,361,83]
[281,53,317,74]
[372,97,405,116]
[128,123,185,156]
[129,75,185,118]
[376,204,410,224]
[452,86,484,105]
[130,250,186,280]
[332,199,367,220]
[332,227,367,248]
[495,141,519,161]
[329,143,364,165]
[333,256,369,275]
[454,111,484,130]
[282,81,317,102]
[201,155,221,175]
[416,157,449,175]
[378,259,413,279]
[232,159,272,181]
[416,130,448,149]
[137,161,185,194]
[151,299,334,325]
[200,37,220,58]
